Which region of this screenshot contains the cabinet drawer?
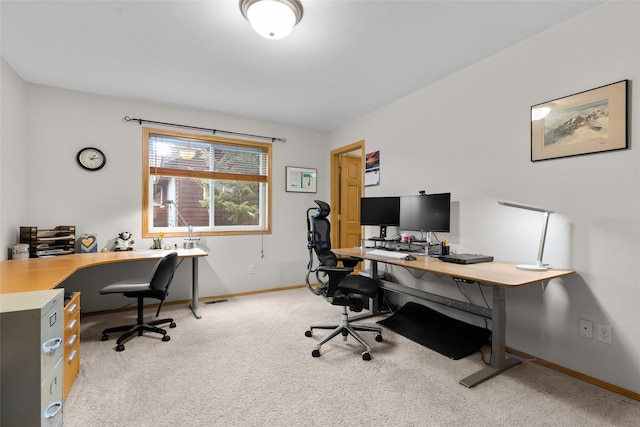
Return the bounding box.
[41,296,64,382]
[63,344,80,402]
[42,358,64,427]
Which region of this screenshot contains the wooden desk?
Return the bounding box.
[334,247,574,387]
[0,248,208,319]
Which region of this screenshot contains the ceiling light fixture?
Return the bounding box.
[240,0,304,40]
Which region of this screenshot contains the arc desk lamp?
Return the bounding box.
[498,201,554,271]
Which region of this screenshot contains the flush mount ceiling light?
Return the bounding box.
[240,0,304,40]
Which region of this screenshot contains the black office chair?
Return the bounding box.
[100,252,179,352]
[304,200,383,360]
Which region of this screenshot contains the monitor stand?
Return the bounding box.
[423,230,431,255]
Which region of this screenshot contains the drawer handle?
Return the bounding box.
[68,334,77,347]
[68,349,77,363]
[68,318,77,331]
[44,401,62,419]
[67,303,78,315]
[42,337,62,355]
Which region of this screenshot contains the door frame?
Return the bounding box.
[330,140,365,247]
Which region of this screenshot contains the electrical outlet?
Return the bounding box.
[579,319,593,339]
[596,324,612,344]
[249,264,255,275]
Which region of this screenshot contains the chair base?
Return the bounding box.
[101,317,175,352]
[305,306,382,360]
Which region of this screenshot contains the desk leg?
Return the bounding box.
[189,257,202,319]
[459,286,520,387]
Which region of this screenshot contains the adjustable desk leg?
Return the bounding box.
[189,257,202,319]
[459,286,520,387]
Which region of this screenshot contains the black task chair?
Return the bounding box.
[100,252,179,352]
[304,200,383,360]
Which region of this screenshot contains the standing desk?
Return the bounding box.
[334,247,574,387]
[0,248,208,319]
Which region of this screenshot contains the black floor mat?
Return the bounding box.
[378,302,491,360]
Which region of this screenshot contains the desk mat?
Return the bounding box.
[378,302,491,360]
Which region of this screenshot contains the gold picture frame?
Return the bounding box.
[531,80,628,161]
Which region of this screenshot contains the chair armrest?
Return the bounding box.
[318,265,353,274]
[337,256,362,268]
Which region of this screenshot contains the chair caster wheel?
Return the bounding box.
[162,335,171,342]
[341,330,349,337]
[375,333,383,342]
[169,322,176,328]
[305,330,312,337]
[101,334,109,341]
[362,351,371,361]
[312,349,321,357]
[116,344,125,352]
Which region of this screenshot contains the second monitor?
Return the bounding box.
[399,192,451,234]
[360,196,400,239]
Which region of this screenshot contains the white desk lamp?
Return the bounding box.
[163,200,199,249]
[498,201,554,271]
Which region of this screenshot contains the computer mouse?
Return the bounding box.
[405,255,416,261]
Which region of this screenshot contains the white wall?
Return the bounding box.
[18,84,328,310]
[329,2,639,393]
[0,57,27,257]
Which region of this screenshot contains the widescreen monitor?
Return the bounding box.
[399,193,451,233]
[360,196,400,238]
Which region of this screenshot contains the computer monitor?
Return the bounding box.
[399,193,451,233]
[360,196,400,238]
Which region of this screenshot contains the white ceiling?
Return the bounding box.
[1,0,605,132]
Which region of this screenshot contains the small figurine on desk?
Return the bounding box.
[115,231,135,251]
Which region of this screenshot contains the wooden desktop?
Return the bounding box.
[334,247,574,387]
[0,248,208,318]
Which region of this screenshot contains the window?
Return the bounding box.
[143,127,271,237]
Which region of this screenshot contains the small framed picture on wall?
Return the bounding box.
[286,166,317,193]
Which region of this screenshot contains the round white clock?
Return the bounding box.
[76,147,106,171]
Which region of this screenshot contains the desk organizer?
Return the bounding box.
[20,225,76,258]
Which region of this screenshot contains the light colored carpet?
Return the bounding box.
[64,287,638,426]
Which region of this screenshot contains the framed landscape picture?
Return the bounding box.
[531,80,628,161]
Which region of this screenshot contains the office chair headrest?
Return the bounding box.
[314,200,331,218]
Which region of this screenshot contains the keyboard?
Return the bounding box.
[367,249,410,259]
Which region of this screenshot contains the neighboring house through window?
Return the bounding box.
[142,127,272,237]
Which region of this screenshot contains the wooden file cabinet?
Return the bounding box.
[64,292,81,401]
[0,289,65,427]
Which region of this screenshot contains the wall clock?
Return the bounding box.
[76,147,106,171]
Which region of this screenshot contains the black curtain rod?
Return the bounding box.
[123,116,286,143]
